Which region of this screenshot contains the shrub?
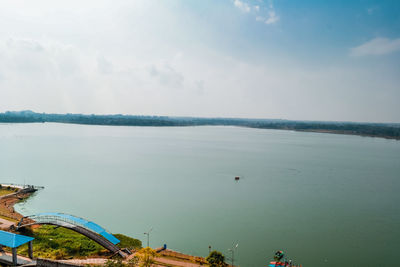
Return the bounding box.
[137,247,157,267]
[206,251,226,267]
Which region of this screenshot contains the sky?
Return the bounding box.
[0,0,399,122]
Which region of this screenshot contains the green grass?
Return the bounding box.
[17,226,141,260]
[114,234,142,250]
[0,188,17,196]
[0,215,18,222]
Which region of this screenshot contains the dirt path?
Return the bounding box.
[154,257,204,267]
[0,191,31,221]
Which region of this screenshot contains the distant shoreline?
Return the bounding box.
[296,129,400,140]
[1,110,399,140]
[3,121,399,140]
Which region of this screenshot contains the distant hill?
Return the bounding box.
[1,111,399,140]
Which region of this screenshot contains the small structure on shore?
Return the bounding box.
[0,230,34,266]
[0,183,44,193]
[269,250,301,267]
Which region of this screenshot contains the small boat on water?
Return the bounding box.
[235,176,240,181]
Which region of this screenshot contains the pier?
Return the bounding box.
[1,183,44,190]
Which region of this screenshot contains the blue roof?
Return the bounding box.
[0,230,34,248]
[34,212,120,245]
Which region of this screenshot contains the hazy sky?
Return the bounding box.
[0,0,399,122]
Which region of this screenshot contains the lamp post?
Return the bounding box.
[144,227,153,248]
[228,243,238,266]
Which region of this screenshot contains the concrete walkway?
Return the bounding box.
[0,217,15,230]
[60,256,205,267]
[0,251,35,266]
[59,258,107,265]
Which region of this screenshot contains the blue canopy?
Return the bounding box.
[0,230,34,248]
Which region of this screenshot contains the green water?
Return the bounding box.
[0,123,399,267]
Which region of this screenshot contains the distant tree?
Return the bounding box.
[206,250,226,267]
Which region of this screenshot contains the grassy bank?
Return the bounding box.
[0,187,18,197]
[17,225,142,259]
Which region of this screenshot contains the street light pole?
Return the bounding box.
[228,243,238,266]
[144,227,153,248]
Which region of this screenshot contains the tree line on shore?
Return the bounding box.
[1,110,399,140]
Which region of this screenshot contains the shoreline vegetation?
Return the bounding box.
[1,110,399,140]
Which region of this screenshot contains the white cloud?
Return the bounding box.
[1,36,399,122]
[256,16,265,22]
[97,56,113,74]
[0,0,398,122]
[255,11,279,25]
[351,37,400,56]
[251,0,279,25]
[148,64,184,88]
[233,0,250,13]
[367,6,377,15]
[265,11,279,24]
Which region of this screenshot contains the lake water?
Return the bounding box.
[0,123,399,267]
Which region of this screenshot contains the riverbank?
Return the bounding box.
[0,186,32,223]
[0,186,212,266]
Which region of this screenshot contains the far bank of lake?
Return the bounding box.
[1,123,399,267]
[2,111,399,140]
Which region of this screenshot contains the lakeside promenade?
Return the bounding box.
[0,185,214,266]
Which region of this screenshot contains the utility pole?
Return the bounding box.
[144,227,153,248]
[228,243,238,266]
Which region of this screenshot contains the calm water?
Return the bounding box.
[0,123,399,267]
